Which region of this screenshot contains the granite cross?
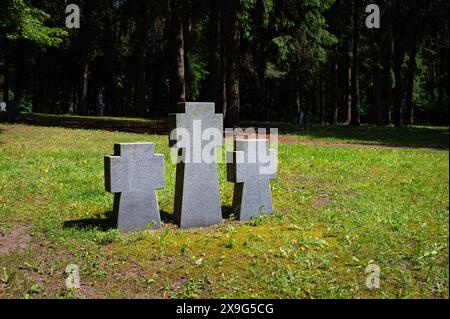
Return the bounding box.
[227,139,277,221]
[169,102,223,228]
[104,143,164,232]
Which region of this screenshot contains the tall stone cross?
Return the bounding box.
[227,139,277,221]
[169,102,223,228]
[104,143,164,232]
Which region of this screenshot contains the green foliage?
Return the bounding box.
[271,35,293,62]
[0,0,67,47]
[186,54,208,101]
[241,0,274,39]
[0,0,447,123]
[243,0,336,69]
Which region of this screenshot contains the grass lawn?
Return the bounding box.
[0,114,448,299]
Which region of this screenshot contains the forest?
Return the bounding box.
[0,0,449,127]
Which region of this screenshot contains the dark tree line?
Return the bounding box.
[1,0,448,126]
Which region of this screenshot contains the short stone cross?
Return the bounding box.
[104,143,164,232]
[169,102,223,228]
[227,139,277,221]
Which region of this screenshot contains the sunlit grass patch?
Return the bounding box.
[0,121,448,299]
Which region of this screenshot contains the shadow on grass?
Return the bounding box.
[0,126,4,143]
[160,210,176,224]
[63,211,118,232]
[63,205,243,232]
[222,205,236,220]
[63,210,178,232]
[18,113,168,135]
[60,205,256,232]
[244,121,449,150]
[0,115,6,140]
[9,113,448,150]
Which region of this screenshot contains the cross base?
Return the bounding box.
[232,178,273,221]
[114,191,161,232]
[174,162,222,228]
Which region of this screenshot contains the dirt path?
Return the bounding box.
[0,225,31,255]
[277,136,447,151]
[225,134,447,151]
[2,114,447,151]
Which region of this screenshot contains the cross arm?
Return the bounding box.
[151,154,165,190]
[258,149,277,180]
[226,151,247,183]
[104,156,127,193]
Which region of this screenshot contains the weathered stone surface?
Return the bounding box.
[104,143,164,232]
[0,102,6,112]
[169,102,223,228]
[227,139,277,221]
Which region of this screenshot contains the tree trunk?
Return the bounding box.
[320,73,326,125]
[32,67,39,113]
[134,0,149,117]
[103,0,118,117]
[77,5,93,117]
[61,60,69,114]
[405,38,417,126]
[436,47,446,117]
[331,60,339,125]
[405,3,417,126]
[294,73,301,119]
[2,39,9,105]
[346,60,352,124]
[49,65,57,114]
[324,75,329,125]
[184,13,192,100]
[255,0,267,121]
[372,66,382,125]
[350,0,361,126]
[311,90,317,123]
[372,29,382,125]
[78,60,89,115]
[383,35,394,125]
[13,45,25,111]
[224,0,240,127]
[393,0,406,127]
[206,0,223,113]
[169,0,186,113]
[257,56,267,121]
[220,2,227,120]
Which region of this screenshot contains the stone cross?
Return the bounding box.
[169,102,223,228]
[0,102,6,112]
[227,139,277,221]
[104,143,164,232]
